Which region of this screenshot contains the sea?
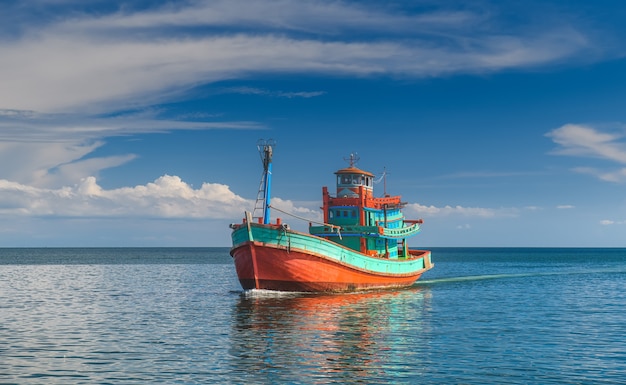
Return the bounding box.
[1,247,625,384]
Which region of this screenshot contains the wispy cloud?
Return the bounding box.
[572,166,626,183]
[0,110,261,141]
[0,111,262,187]
[61,0,478,35]
[600,219,626,225]
[0,0,596,113]
[547,124,626,163]
[221,87,326,99]
[556,205,575,209]
[546,124,626,182]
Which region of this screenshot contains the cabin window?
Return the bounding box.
[351,210,357,218]
[339,174,363,185]
[343,210,348,217]
[339,174,373,187]
[328,210,334,219]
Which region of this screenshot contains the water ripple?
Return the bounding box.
[1,248,626,384]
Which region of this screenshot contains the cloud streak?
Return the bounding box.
[547,124,626,182]
[0,0,595,113]
[600,219,626,225]
[0,111,262,187]
[222,87,326,99]
[547,124,626,163]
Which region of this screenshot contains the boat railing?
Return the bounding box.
[379,223,421,238]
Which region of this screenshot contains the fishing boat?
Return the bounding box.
[229,140,433,292]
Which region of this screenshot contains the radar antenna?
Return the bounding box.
[343,153,360,167]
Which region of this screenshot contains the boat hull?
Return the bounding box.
[230,224,432,292]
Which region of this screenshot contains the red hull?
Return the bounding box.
[231,241,425,292]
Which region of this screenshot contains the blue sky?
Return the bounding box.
[1,0,626,247]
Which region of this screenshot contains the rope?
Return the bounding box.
[268,204,343,239]
[373,170,386,184]
[268,205,337,229]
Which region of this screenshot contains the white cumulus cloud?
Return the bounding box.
[0,175,252,219]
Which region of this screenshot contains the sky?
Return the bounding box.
[1,0,626,247]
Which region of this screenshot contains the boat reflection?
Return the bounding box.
[229,287,432,383]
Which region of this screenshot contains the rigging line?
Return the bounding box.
[373,170,386,184]
[268,204,341,230]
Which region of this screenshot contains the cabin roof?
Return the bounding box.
[334,166,374,177]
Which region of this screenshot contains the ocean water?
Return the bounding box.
[1,247,625,384]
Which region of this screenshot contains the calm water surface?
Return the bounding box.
[1,247,625,384]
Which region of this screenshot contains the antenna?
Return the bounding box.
[257,139,276,166]
[343,153,359,167]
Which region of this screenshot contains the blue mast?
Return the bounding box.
[258,140,274,224]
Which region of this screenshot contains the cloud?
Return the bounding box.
[405,203,518,218]
[221,87,326,99]
[62,0,478,35]
[0,1,595,113]
[547,124,626,182]
[0,111,262,187]
[600,219,626,225]
[572,166,626,183]
[0,174,326,233]
[547,124,626,163]
[556,205,575,209]
[0,174,252,219]
[0,109,262,141]
[0,1,597,190]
